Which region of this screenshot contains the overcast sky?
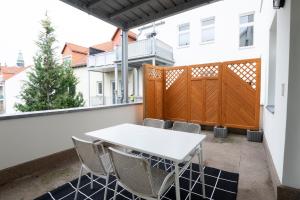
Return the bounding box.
[0,0,120,66]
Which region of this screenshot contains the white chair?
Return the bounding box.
[172,121,201,134]
[143,118,165,129]
[72,136,112,200]
[108,147,179,200]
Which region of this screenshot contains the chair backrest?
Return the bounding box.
[186,123,201,134]
[72,136,108,175]
[172,121,201,134]
[108,147,155,197]
[143,118,165,129]
[172,121,188,132]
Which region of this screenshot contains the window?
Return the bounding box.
[178,23,190,47]
[267,15,277,113]
[97,81,103,95]
[201,17,215,43]
[62,55,72,64]
[239,13,254,47]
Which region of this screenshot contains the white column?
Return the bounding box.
[88,70,91,107]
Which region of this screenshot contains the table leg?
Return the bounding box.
[174,163,181,200]
[198,143,206,198]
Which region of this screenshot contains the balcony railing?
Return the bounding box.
[88,51,115,67]
[88,38,173,68]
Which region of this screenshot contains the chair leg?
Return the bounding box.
[104,174,110,200]
[74,165,83,200]
[132,193,135,200]
[198,146,206,198]
[90,173,94,190]
[113,181,118,200]
[189,164,192,200]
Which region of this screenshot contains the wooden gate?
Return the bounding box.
[143,58,261,130]
[188,63,222,125]
[222,59,261,129]
[164,67,188,121]
[143,64,164,119]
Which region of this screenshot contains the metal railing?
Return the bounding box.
[88,38,173,67]
[88,51,115,67]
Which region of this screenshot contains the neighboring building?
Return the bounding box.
[0,66,26,114]
[135,0,261,65]
[62,28,173,106]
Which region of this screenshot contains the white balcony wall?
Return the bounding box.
[0,103,143,170]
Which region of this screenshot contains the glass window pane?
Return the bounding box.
[179,23,189,31]
[202,18,214,26]
[240,14,254,24]
[179,32,190,46]
[202,27,215,42]
[240,26,254,47]
[98,82,102,94]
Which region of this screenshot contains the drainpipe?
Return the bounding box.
[121,29,129,103]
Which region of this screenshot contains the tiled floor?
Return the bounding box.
[0,131,276,200]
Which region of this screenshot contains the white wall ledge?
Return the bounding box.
[0,102,143,121]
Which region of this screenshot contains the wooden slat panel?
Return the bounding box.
[205,79,220,124]
[164,67,188,121]
[221,58,261,129]
[189,80,204,123]
[143,58,261,130]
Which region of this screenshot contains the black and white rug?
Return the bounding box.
[35,154,239,200]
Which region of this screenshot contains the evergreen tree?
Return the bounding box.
[15,16,84,112]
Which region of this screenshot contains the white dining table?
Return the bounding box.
[85,123,206,200]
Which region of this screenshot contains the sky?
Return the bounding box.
[0,0,119,66]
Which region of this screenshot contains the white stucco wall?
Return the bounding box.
[282,0,300,188]
[137,0,261,63]
[4,67,32,115]
[261,0,291,183]
[73,67,103,106]
[0,103,143,170]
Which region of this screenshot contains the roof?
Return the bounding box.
[60,0,220,29]
[61,43,88,55]
[0,66,26,81]
[111,28,137,41]
[92,41,114,52]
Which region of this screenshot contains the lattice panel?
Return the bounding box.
[165,69,184,90]
[191,65,219,78]
[148,68,163,80]
[227,62,257,89]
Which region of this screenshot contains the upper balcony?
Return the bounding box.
[88,38,174,71]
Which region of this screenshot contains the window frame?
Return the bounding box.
[178,22,190,48]
[62,55,72,64]
[200,16,215,44]
[239,12,255,49]
[97,81,103,96]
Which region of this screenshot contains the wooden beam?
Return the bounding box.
[86,0,103,8]
[109,0,154,19]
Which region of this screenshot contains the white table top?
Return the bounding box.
[85,123,206,163]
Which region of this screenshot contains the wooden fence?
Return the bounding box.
[143,58,261,130]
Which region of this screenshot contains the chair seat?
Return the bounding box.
[151,167,174,196]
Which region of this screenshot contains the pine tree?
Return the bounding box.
[15,16,84,112]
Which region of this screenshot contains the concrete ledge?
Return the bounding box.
[263,135,281,198]
[278,185,300,200]
[0,148,78,186]
[0,102,143,121]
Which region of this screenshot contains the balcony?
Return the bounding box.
[0,103,274,200]
[88,38,174,72]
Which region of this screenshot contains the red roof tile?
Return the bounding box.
[0,66,26,80]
